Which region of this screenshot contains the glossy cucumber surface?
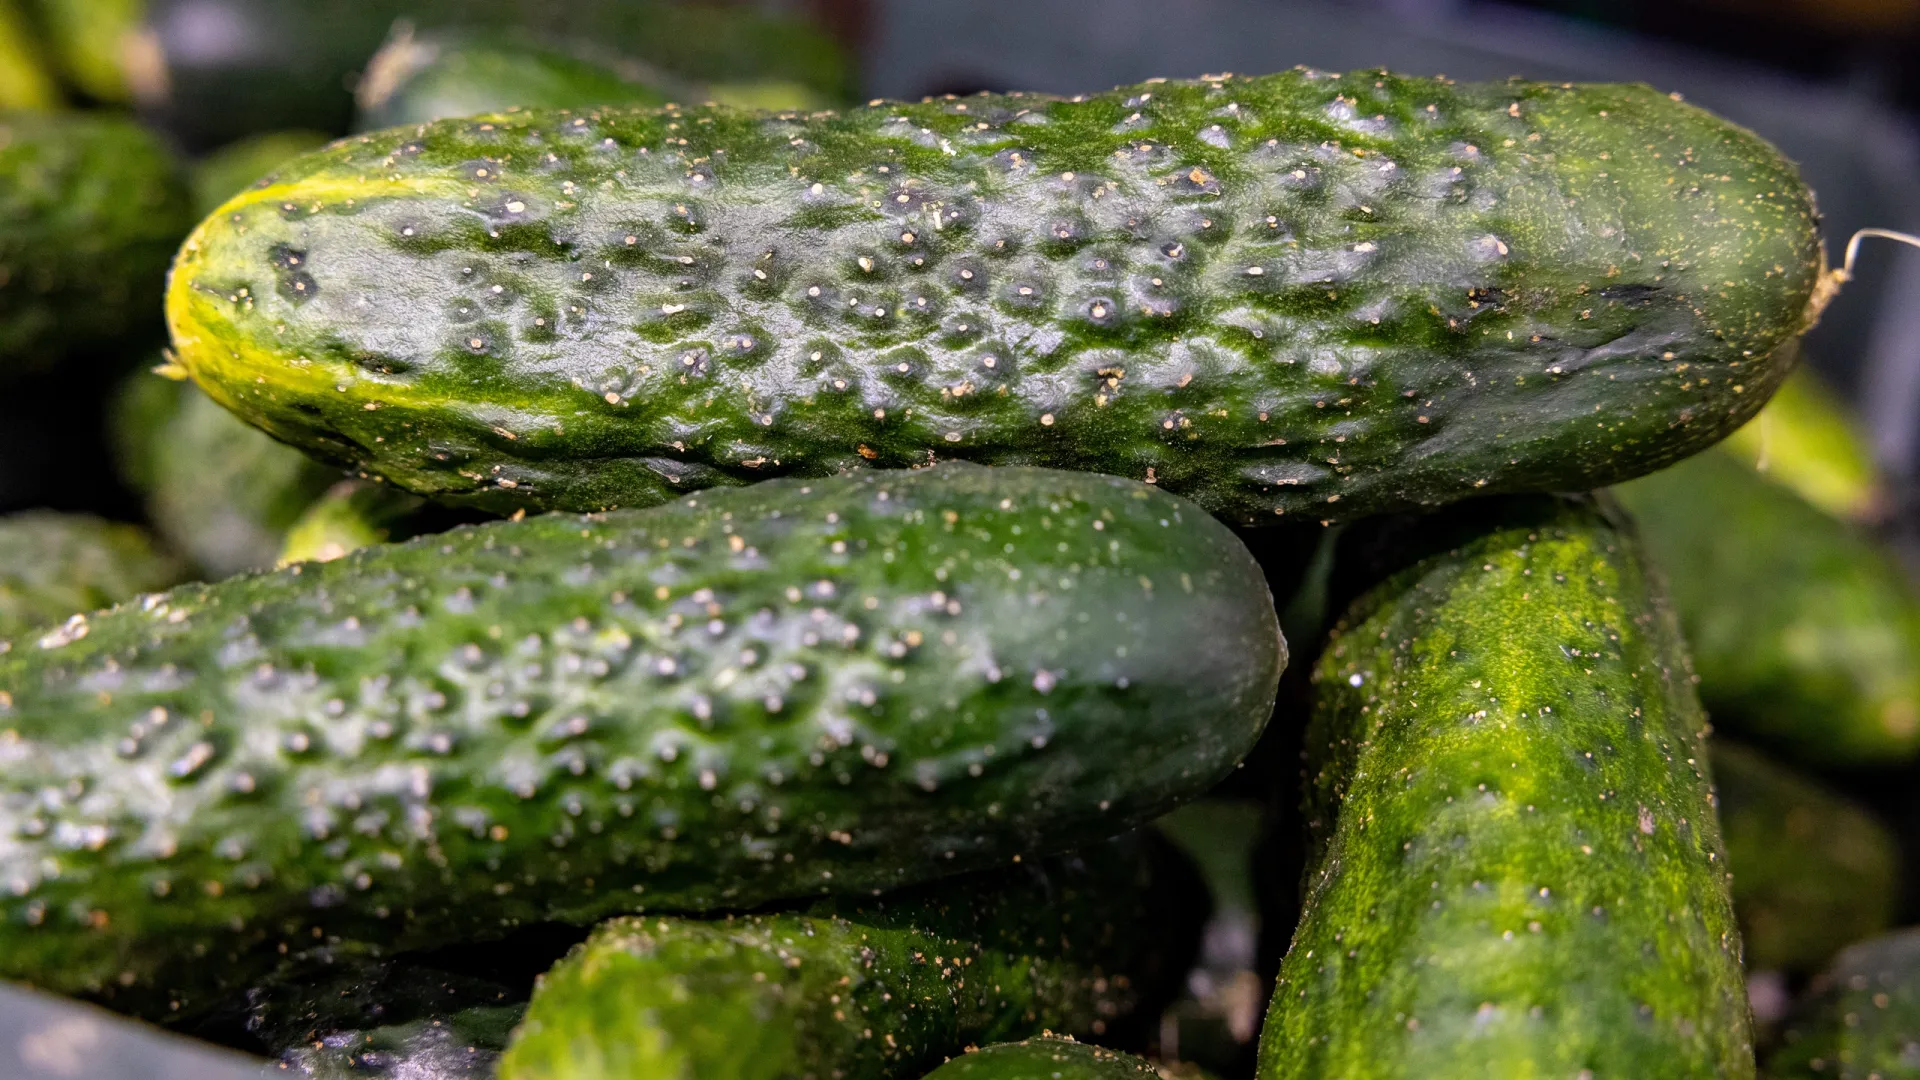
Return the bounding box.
[0,463,1281,1018]
[168,70,1822,522]
[919,1038,1165,1080]
[1260,494,1751,1078]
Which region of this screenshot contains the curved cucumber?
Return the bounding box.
[276,479,427,567]
[0,463,1281,1017]
[920,1038,1164,1080]
[168,71,1822,522]
[1715,740,1897,975]
[354,28,679,132]
[499,834,1200,1080]
[0,512,183,639]
[1768,928,1920,1080]
[1614,446,1920,763]
[0,111,189,371]
[1260,495,1750,1078]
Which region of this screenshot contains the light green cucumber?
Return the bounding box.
[919,1038,1165,1080]
[1261,494,1750,1078]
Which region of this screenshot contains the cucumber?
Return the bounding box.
[277,479,427,567]
[1614,446,1920,763]
[0,511,184,639]
[135,0,851,151]
[190,130,333,218]
[27,0,144,104]
[1714,740,1897,975]
[1154,800,1266,1078]
[167,71,1823,522]
[0,111,189,372]
[1717,367,1883,524]
[1260,494,1751,1078]
[498,833,1200,1080]
[354,28,678,133]
[111,371,340,576]
[0,463,1282,1018]
[0,0,61,109]
[919,1038,1164,1080]
[235,947,541,1079]
[1767,928,1920,1079]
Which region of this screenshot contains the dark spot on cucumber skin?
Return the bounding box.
[0,465,1279,1020]
[172,71,1820,523]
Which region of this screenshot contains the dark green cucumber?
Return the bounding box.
[1261,495,1750,1078]
[0,111,189,372]
[134,0,851,150]
[1614,445,1920,763]
[276,479,428,567]
[354,28,679,133]
[168,71,1823,522]
[1715,740,1897,975]
[111,371,341,576]
[0,511,184,639]
[190,130,334,218]
[1767,928,1920,1079]
[498,833,1200,1080]
[920,1038,1164,1080]
[0,463,1281,1018]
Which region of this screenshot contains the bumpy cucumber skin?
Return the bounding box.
[499,835,1199,1080]
[921,1038,1164,1080]
[354,30,677,133]
[190,130,334,218]
[1768,928,1920,1080]
[1714,740,1897,975]
[1615,447,1920,763]
[166,70,1821,523]
[1260,495,1751,1078]
[0,463,1281,1017]
[0,111,189,369]
[0,512,184,639]
[112,373,341,576]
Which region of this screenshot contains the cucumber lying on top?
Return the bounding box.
[168,70,1822,521]
[0,463,1282,1020]
[1262,494,1751,1078]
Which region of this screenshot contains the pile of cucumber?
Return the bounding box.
[2,4,1919,1077]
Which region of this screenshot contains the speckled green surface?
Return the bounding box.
[0,512,184,639]
[0,463,1281,1018]
[167,70,1821,522]
[1,111,189,370]
[1260,494,1751,1078]
[921,1037,1166,1080]
[1768,928,1920,1079]
[500,835,1199,1080]
[1615,447,1920,763]
[1714,740,1896,975]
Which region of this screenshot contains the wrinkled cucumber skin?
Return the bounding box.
[167,70,1821,523]
[500,835,1199,1080]
[921,1038,1165,1080]
[1260,495,1751,1078]
[0,464,1281,1019]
